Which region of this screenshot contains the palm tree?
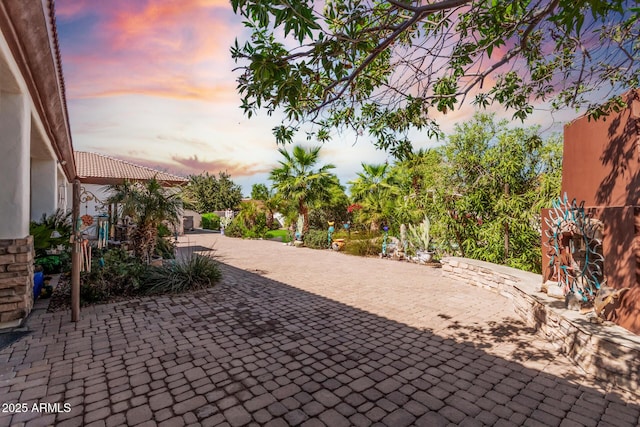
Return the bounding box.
[270,145,337,234]
[107,178,182,263]
[349,163,400,231]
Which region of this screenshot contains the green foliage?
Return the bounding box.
[223,202,269,238]
[80,249,147,303]
[223,219,246,238]
[251,183,270,201]
[349,163,399,231]
[201,213,221,230]
[265,229,291,243]
[106,178,182,263]
[303,229,329,249]
[80,248,221,302]
[433,113,562,272]
[344,237,382,257]
[182,172,242,213]
[340,113,561,272]
[154,237,176,260]
[308,184,350,230]
[35,253,70,275]
[232,0,638,156]
[144,252,221,295]
[407,217,431,252]
[30,209,72,257]
[270,145,342,233]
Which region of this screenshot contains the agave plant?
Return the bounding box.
[408,217,431,253]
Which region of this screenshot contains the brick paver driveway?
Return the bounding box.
[1,232,638,427]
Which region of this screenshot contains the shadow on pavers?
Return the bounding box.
[1,261,638,426]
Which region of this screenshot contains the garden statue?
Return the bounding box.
[399,224,407,260]
[294,215,304,246]
[380,225,389,258]
[343,221,350,235]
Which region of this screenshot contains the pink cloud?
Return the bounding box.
[54,0,97,18]
[170,154,274,177]
[75,80,238,102]
[93,151,270,179]
[58,0,239,100]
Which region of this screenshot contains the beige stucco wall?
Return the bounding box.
[0,93,30,239]
[30,158,58,221]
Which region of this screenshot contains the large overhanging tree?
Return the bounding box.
[231,0,640,158]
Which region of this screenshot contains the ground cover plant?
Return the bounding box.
[265,229,291,243]
[50,248,222,309]
[144,251,221,295]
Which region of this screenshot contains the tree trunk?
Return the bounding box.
[266,210,274,229]
[299,199,309,234]
[504,183,509,261]
[133,225,157,264]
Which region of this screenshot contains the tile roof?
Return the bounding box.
[75,151,188,185]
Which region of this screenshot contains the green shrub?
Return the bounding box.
[224,218,246,237]
[35,252,71,274]
[224,213,268,238]
[201,213,221,230]
[344,237,382,257]
[304,229,329,249]
[154,236,176,259]
[253,212,268,237]
[80,248,147,303]
[143,252,221,294]
[30,209,72,259]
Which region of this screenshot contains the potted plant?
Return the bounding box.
[408,217,434,263]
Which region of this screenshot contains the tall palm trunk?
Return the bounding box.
[299,199,309,234]
[133,224,157,264]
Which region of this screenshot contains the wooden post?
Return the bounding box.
[71,179,81,322]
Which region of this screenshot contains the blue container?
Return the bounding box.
[33,271,44,299]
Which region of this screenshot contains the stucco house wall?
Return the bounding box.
[542,90,640,334]
[0,1,76,328]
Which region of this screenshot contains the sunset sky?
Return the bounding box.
[55,0,578,195]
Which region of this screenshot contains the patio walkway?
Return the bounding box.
[0,232,638,426]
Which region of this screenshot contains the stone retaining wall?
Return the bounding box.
[0,236,34,328]
[441,256,640,393]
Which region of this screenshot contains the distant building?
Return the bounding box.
[75,151,187,217]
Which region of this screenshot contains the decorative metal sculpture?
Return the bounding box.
[327,221,335,248]
[381,225,389,257]
[544,194,604,304]
[399,223,407,259]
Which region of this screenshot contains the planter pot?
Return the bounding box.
[416,250,434,263]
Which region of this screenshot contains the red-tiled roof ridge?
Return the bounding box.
[75,151,188,185]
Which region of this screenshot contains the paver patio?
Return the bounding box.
[0,232,638,426]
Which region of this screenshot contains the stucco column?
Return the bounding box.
[31,158,58,221]
[0,92,30,239]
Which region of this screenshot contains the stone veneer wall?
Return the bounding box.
[0,236,34,326]
[441,256,640,393]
